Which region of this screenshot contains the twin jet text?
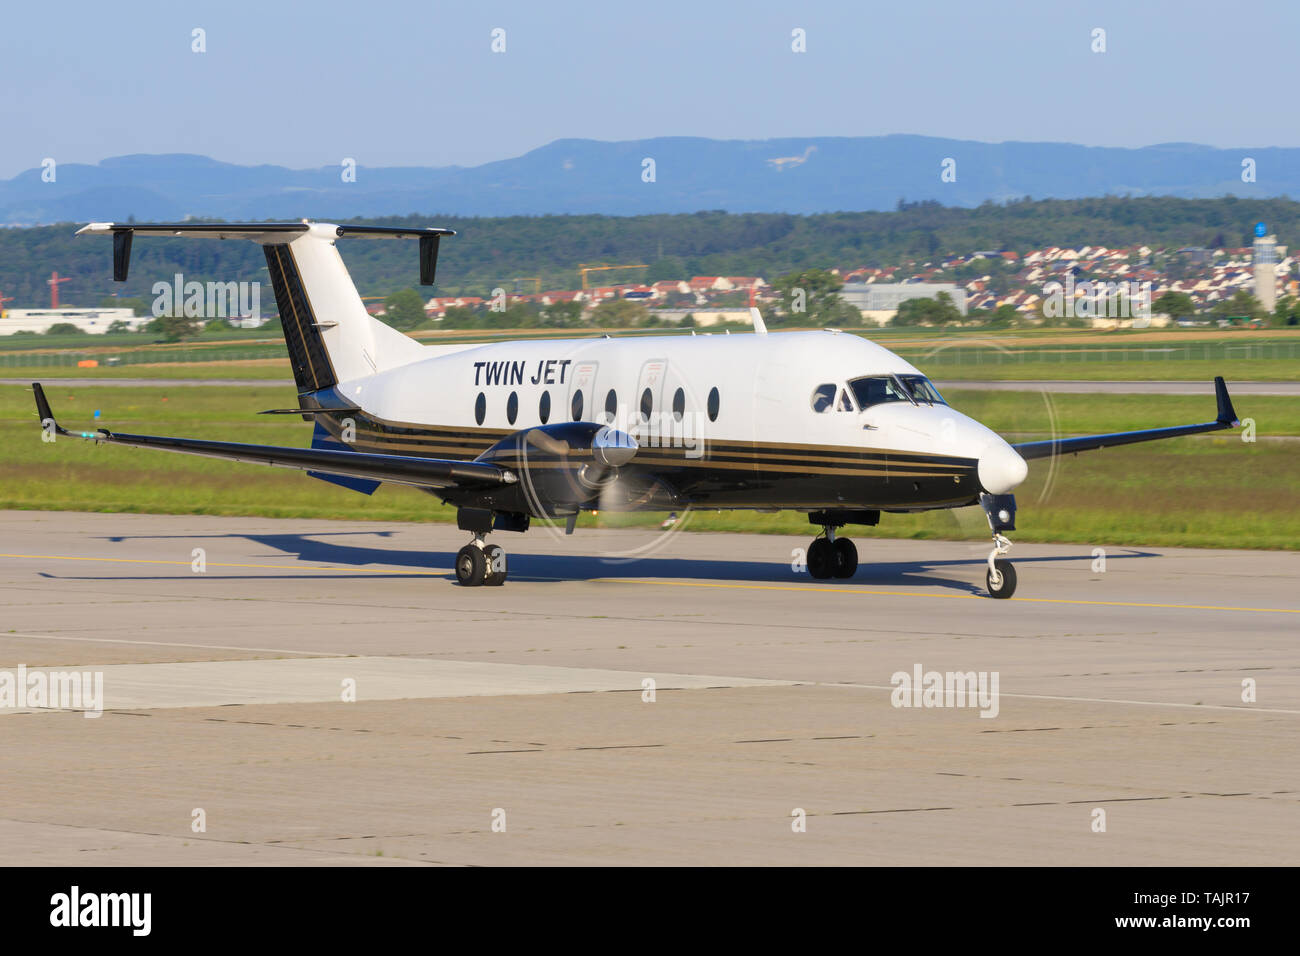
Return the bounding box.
[473,359,573,387]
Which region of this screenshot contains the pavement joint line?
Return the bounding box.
[594,577,1300,615]
[0,631,339,657]
[827,682,1300,716]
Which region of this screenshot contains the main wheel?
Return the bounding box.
[832,537,858,578]
[986,559,1017,599]
[455,544,486,587]
[807,537,834,579]
[483,544,508,586]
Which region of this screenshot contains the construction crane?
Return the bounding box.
[512,277,542,295]
[47,271,72,309]
[578,263,648,292]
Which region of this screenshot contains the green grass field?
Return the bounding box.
[0,363,289,380]
[2,384,1294,549]
[4,329,1298,382]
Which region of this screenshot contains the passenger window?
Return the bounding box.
[571,390,584,421]
[811,384,835,413]
[604,389,618,424]
[539,390,551,424]
[506,391,519,425]
[640,387,653,422]
[707,387,720,422]
[474,392,486,426]
[672,387,685,422]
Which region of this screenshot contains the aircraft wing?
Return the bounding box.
[32,383,513,491]
[1011,376,1240,461]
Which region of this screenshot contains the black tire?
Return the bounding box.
[807,538,834,579]
[832,537,858,578]
[483,544,507,586]
[455,544,486,587]
[986,559,1017,599]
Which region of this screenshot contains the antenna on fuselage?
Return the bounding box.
[749,307,768,335]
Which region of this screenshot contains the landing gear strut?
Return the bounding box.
[980,493,1017,599]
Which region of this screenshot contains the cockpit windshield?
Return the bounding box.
[898,374,946,406]
[848,375,911,410]
[848,374,947,410]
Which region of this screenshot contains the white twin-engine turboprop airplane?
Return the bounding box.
[33,221,1242,597]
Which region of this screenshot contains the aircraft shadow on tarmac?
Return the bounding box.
[65,531,1164,596]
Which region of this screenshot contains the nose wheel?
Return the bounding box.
[807,528,858,579]
[986,534,1016,599]
[455,538,509,587]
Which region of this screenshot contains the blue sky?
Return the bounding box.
[1,0,1294,178]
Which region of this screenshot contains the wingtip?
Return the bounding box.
[1214,376,1239,426]
[32,382,53,423]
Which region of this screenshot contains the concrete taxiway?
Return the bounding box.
[0,510,1296,865]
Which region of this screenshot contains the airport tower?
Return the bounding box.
[1252,225,1278,312]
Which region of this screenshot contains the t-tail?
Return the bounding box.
[76,220,453,397]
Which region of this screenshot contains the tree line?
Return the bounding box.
[2,196,1297,310]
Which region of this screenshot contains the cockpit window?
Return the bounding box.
[810,383,836,413]
[848,375,912,410]
[898,374,946,405]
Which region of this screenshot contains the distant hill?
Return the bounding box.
[2,136,1297,224]
[2,196,1297,308]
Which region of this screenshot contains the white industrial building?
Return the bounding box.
[0,308,144,336]
[839,282,968,316]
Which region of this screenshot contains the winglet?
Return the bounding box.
[32,382,71,437]
[1214,376,1239,426]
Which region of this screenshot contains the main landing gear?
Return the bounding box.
[803,510,878,581]
[455,537,508,587]
[806,527,859,580]
[980,493,1017,599]
[454,508,521,587]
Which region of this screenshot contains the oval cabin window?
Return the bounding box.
[474,392,487,426]
[605,389,618,424]
[707,387,720,422]
[571,390,584,421]
[538,390,551,424]
[506,391,519,425]
[672,387,685,422]
[640,387,653,422]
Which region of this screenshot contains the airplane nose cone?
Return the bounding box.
[977,441,1028,494]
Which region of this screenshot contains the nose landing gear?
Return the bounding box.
[986,533,1015,599]
[979,493,1017,599]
